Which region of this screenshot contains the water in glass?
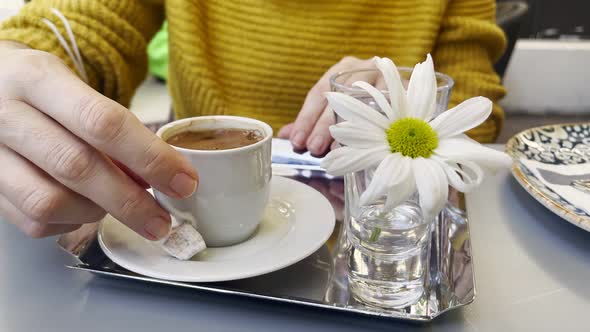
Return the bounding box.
[346,173,432,308]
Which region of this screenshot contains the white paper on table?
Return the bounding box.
[270,138,336,178]
[520,159,590,215]
[271,138,322,166]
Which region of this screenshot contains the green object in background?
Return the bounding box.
[147,21,169,80]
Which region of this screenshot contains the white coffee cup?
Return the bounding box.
[155,116,272,247]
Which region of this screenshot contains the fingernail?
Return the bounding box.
[292,131,306,147]
[170,172,198,198]
[309,136,324,153]
[145,217,170,240]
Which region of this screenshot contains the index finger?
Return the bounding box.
[20,60,198,199]
[290,57,372,150]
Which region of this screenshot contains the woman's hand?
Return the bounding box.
[0,41,198,240]
[278,56,384,156]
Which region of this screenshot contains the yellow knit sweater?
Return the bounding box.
[0,0,506,142]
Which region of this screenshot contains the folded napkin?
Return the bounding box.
[520,159,590,215]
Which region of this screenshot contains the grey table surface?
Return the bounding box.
[1,161,590,331]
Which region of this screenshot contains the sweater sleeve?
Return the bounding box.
[0,0,164,107]
[432,0,507,143]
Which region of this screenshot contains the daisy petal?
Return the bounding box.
[457,133,480,145]
[321,145,390,176]
[329,122,387,148]
[406,54,437,121]
[373,57,408,118]
[412,157,448,220]
[352,81,398,121]
[329,122,388,148]
[384,162,416,210]
[431,155,484,192]
[429,97,493,139]
[359,153,403,205]
[435,137,512,173]
[325,92,390,130]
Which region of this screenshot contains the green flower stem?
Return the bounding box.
[369,227,382,243]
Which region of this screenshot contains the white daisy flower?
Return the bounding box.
[321,54,511,219]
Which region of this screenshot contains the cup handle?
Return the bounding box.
[153,191,197,228]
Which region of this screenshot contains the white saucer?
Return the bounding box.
[98,176,335,282]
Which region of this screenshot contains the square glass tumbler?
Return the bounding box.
[330,67,454,308]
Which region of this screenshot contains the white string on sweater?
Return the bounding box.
[41,8,88,83]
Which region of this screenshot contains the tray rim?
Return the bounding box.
[67,262,473,323]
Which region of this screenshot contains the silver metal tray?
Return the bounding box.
[58,172,475,322]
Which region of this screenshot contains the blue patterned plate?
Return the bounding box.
[506,123,590,232]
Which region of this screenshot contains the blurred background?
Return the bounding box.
[1,0,589,142]
[495,0,590,141]
[499,0,588,39]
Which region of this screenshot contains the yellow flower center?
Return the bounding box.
[386,118,438,158]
